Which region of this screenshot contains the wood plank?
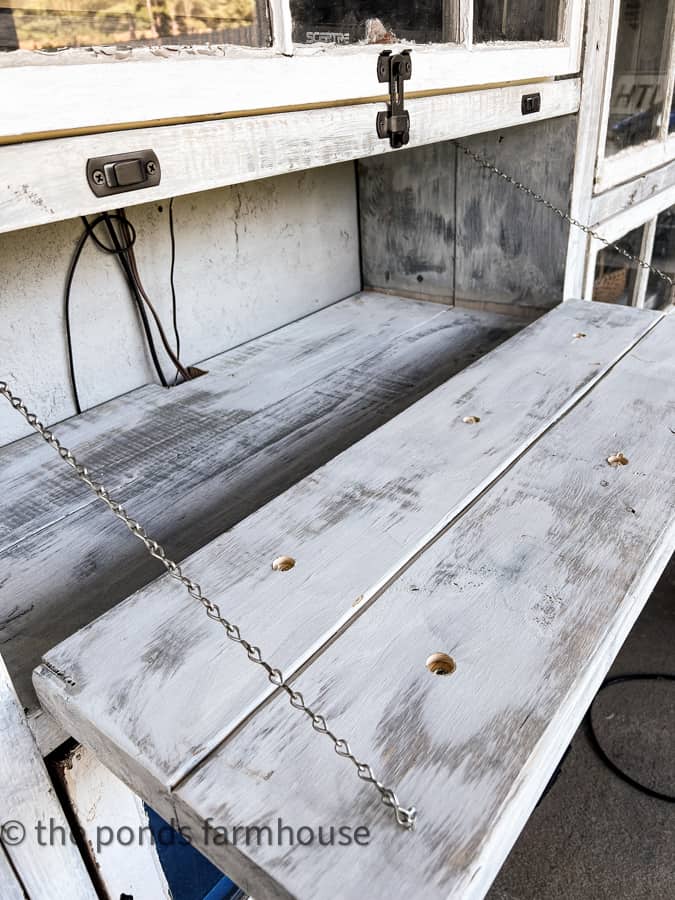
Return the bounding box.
[562,0,614,300]
[589,158,675,226]
[173,313,675,900]
[32,300,661,797]
[41,309,675,900]
[0,292,446,552]
[0,655,95,899]
[1,45,582,145]
[0,847,27,900]
[53,744,172,900]
[1,294,523,750]
[0,79,580,234]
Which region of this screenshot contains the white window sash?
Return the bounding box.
[0,0,584,143]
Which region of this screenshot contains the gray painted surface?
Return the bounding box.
[359,116,577,314]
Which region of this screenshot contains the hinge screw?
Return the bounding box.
[92,170,105,185]
[146,160,157,175]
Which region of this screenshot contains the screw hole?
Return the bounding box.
[462,415,481,424]
[573,332,587,339]
[426,653,456,676]
[607,452,629,467]
[272,556,296,572]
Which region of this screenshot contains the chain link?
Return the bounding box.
[0,380,416,831]
[454,141,675,298]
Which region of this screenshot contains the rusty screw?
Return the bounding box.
[92,170,105,185]
[146,160,157,176]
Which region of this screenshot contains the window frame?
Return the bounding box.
[594,0,675,193]
[583,182,675,305]
[0,0,585,144]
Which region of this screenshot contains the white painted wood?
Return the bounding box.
[0,655,95,898]
[563,0,615,300]
[592,0,621,193]
[589,158,675,225]
[54,744,171,899]
[32,300,661,793]
[582,182,675,301]
[2,294,523,754]
[0,78,580,235]
[269,0,293,55]
[0,847,26,900]
[597,134,675,194]
[0,164,360,445]
[593,0,675,194]
[633,217,658,309]
[0,20,585,143]
[34,310,675,900]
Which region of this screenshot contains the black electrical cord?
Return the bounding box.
[116,211,191,382]
[65,206,195,412]
[168,197,181,370]
[102,212,169,388]
[586,673,675,803]
[65,212,149,413]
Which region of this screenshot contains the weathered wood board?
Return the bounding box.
[35,309,675,900]
[0,655,95,899]
[53,744,172,899]
[0,292,523,750]
[359,117,577,314]
[0,846,26,900]
[31,299,660,787]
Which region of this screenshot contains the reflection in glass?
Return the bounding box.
[473,0,561,42]
[290,1,445,45]
[593,226,644,305]
[670,80,675,133]
[605,0,671,156]
[0,0,269,52]
[645,207,675,310]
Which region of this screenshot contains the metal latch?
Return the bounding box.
[86,150,161,197]
[376,50,412,149]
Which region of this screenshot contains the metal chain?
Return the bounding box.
[0,380,416,831]
[454,141,675,296]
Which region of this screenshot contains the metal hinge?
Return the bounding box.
[376,50,412,149]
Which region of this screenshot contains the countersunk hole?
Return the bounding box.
[426,652,456,676]
[463,415,480,424]
[272,556,296,572]
[607,452,629,467]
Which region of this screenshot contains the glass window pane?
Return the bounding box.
[473,0,561,42]
[592,226,644,305]
[0,0,271,52]
[291,1,447,45]
[646,207,675,309]
[605,0,671,156]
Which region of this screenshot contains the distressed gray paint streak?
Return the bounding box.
[359,117,577,313]
[359,143,457,299]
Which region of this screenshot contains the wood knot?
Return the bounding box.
[462,415,481,424]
